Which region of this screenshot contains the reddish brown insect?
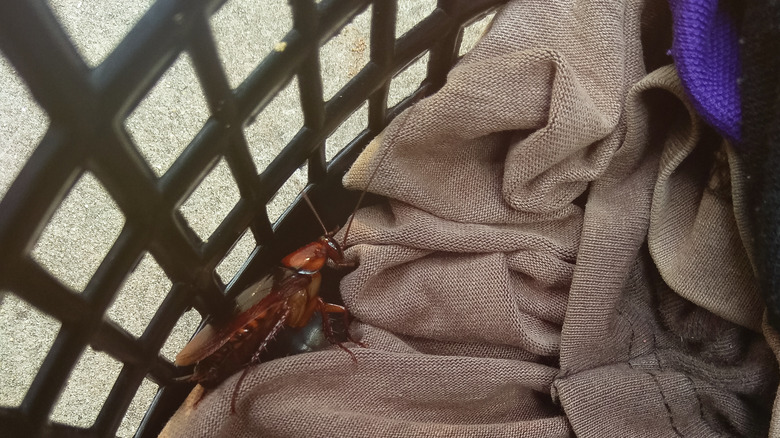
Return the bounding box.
[175,149,387,412]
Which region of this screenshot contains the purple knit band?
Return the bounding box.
[668,0,742,144]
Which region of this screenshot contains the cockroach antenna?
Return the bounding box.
[300,135,393,243]
[301,191,329,235]
[340,150,386,248]
[341,109,414,249]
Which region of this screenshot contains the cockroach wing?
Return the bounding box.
[175,275,275,366]
[174,271,312,366]
[234,272,277,312]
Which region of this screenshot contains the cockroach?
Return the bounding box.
[175,145,388,413]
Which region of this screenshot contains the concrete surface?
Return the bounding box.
[0,0,492,436]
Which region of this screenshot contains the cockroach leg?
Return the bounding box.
[342,310,367,348]
[317,299,360,362]
[230,310,290,414]
[248,310,290,366]
[321,301,366,348]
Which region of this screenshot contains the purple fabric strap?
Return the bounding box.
[668,0,742,144]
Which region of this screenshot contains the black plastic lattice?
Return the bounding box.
[0,0,506,436]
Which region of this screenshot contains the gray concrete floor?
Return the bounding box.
[0,1,492,436]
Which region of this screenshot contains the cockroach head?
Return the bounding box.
[319,233,346,263]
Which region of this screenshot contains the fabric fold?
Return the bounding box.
[161,0,778,436]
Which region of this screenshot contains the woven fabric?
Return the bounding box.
[668,0,742,144]
[161,1,779,436]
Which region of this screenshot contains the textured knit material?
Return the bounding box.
[160,1,779,436]
[668,0,742,144]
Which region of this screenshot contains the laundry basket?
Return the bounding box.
[0,0,506,436]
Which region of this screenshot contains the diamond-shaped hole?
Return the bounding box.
[47,0,154,67]
[160,309,202,363]
[31,172,125,292]
[0,293,61,407]
[179,159,242,242]
[216,230,256,285]
[326,102,367,162]
[320,6,371,101]
[210,0,292,89]
[387,51,430,108]
[243,78,303,174]
[267,165,308,224]
[106,254,171,338]
[125,53,209,177]
[0,55,49,202]
[50,347,122,428]
[117,378,157,438]
[459,12,496,57]
[396,0,437,39]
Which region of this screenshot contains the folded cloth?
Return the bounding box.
[161,1,779,436]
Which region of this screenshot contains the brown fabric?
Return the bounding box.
[649,122,764,331]
[161,0,779,436]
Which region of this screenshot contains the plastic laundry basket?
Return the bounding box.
[0,0,507,436]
